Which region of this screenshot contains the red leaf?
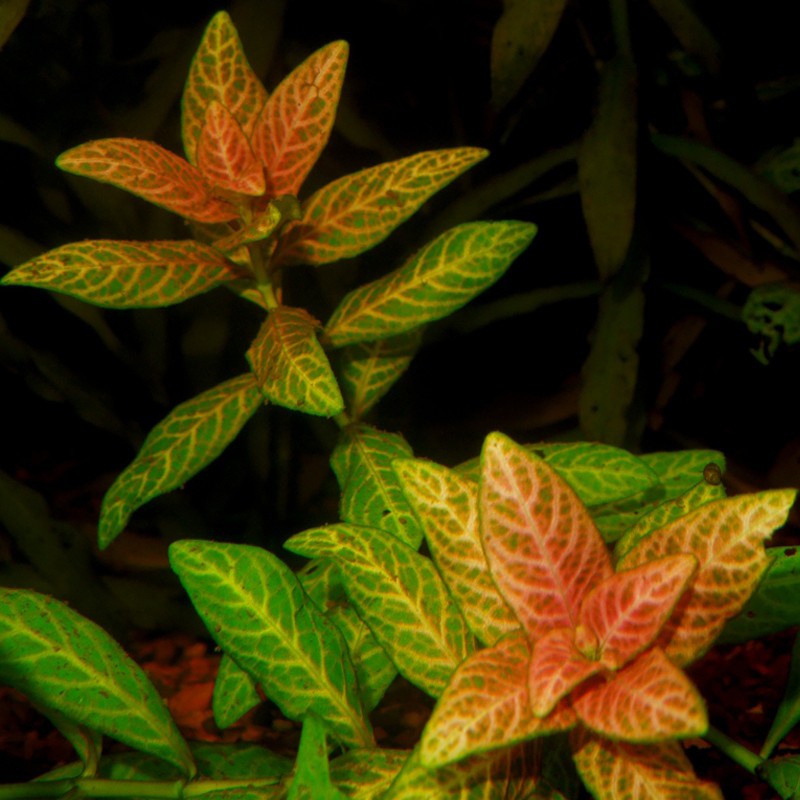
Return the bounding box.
[57,139,236,223]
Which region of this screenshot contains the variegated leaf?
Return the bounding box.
[99,374,263,548]
[275,149,489,267]
[618,490,796,666]
[641,450,726,497]
[212,654,261,729]
[480,432,613,640]
[571,731,723,800]
[337,329,423,420]
[420,632,575,768]
[196,101,265,195]
[325,221,537,347]
[246,306,344,417]
[330,749,408,799]
[576,554,698,669]
[330,424,421,547]
[182,11,268,164]
[57,139,236,223]
[170,540,373,748]
[1,240,248,308]
[285,523,472,698]
[253,41,348,196]
[572,648,707,742]
[393,458,518,646]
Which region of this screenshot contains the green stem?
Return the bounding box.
[249,243,279,310]
[704,725,763,776]
[609,0,633,59]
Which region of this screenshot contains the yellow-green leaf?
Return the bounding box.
[99,374,263,549]
[246,306,344,416]
[1,240,248,308]
[275,148,489,267]
[325,221,537,347]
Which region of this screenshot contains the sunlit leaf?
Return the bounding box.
[480,432,613,640]
[1,239,248,308]
[275,148,489,267]
[573,648,707,742]
[571,731,723,800]
[331,424,421,547]
[393,458,518,646]
[182,11,268,164]
[619,490,796,665]
[325,221,537,347]
[337,329,423,421]
[246,306,344,416]
[285,523,472,698]
[212,654,261,729]
[578,554,698,669]
[0,588,195,777]
[99,374,263,548]
[289,713,349,800]
[170,540,373,748]
[420,632,575,768]
[196,101,265,195]
[253,41,348,196]
[57,139,237,223]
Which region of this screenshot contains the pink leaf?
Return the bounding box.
[480,432,613,640]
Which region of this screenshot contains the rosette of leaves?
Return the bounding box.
[1,11,537,549]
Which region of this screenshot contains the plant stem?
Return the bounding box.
[704,725,763,776]
[609,0,633,59]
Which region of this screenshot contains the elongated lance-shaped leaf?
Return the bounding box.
[0,588,195,776]
[577,554,698,669]
[247,305,344,416]
[325,221,537,347]
[618,489,796,666]
[99,373,263,548]
[572,647,707,742]
[170,540,373,748]
[285,523,472,698]
[337,328,423,421]
[480,432,614,640]
[275,148,489,267]
[1,239,249,308]
[182,11,268,165]
[197,101,265,195]
[289,713,349,800]
[331,424,421,547]
[330,749,407,799]
[213,654,261,729]
[57,139,237,223]
[420,632,575,768]
[571,731,723,800]
[253,41,348,196]
[393,458,518,646]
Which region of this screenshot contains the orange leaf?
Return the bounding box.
[480,432,613,640]
[274,148,488,266]
[618,489,796,665]
[572,648,707,742]
[57,139,236,223]
[252,41,348,196]
[196,101,265,196]
[420,631,575,767]
[577,554,698,669]
[527,628,601,717]
[182,11,268,165]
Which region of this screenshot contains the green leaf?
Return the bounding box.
[646,0,721,75]
[337,328,423,420]
[213,654,261,729]
[0,588,195,777]
[325,221,537,347]
[289,713,349,800]
[275,149,489,267]
[578,54,638,280]
[490,0,568,110]
[169,540,373,748]
[329,749,408,798]
[331,424,421,547]
[718,546,800,644]
[757,754,800,799]
[182,11,268,165]
[191,742,293,779]
[285,523,473,698]
[99,373,263,548]
[640,450,727,496]
[247,306,344,416]
[761,634,800,759]
[1,240,248,308]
